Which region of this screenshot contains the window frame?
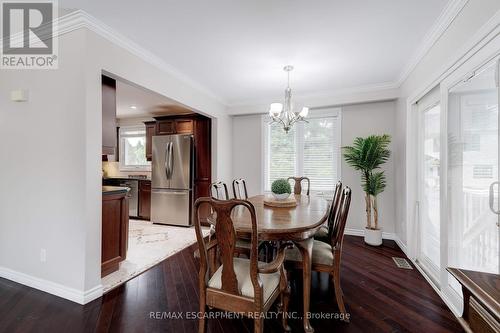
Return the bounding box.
[118,125,151,172]
[262,108,342,193]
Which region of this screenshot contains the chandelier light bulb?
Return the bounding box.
[299,107,309,118]
[269,103,283,117]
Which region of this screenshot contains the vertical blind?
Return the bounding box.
[264,109,341,192]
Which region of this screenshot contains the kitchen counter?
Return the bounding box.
[102,186,130,195]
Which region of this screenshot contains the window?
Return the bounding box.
[119,126,150,171]
[263,109,341,192]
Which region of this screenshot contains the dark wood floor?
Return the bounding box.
[0,236,463,333]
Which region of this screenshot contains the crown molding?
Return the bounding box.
[396,0,469,86]
[228,80,399,108]
[55,10,228,106]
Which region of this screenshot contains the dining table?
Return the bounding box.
[229,193,331,333]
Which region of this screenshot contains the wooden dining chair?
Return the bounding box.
[193,197,292,333]
[314,181,343,243]
[288,176,311,195]
[209,180,253,258]
[285,187,352,321]
[232,178,249,199]
[211,181,230,200]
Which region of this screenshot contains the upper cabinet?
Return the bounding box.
[156,119,175,135]
[144,121,156,161]
[102,75,117,155]
[175,119,194,134]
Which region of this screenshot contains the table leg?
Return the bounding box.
[293,238,314,333]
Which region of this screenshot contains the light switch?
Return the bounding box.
[10,89,28,102]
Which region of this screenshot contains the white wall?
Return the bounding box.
[212,115,233,185]
[395,0,500,248]
[232,115,264,196]
[0,30,89,295]
[231,100,397,233]
[342,101,396,233]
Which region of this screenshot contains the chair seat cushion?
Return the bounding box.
[285,240,334,266]
[314,226,329,243]
[208,257,280,302]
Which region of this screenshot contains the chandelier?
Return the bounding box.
[269,65,309,133]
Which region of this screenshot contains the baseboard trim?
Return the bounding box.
[0,266,102,305]
[344,228,396,240]
[394,236,409,257]
[411,261,462,317]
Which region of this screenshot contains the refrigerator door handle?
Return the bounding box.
[164,143,170,179]
[168,141,174,180]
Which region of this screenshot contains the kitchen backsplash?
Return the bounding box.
[102,161,152,178]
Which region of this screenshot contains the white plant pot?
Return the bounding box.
[364,228,382,246]
[272,193,290,201]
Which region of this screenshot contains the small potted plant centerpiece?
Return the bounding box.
[271,178,292,200]
[343,134,391,246]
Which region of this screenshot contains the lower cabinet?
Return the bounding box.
[139,180,151,220]
[102,191,129,277]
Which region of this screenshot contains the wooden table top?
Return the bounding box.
[230,194,330,241]
[447,267,500,318]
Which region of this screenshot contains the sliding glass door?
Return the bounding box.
[411,39,500,314]
[417,102,441,281]
[447,60,500,284]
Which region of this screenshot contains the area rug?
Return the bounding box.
[101,219,209,293]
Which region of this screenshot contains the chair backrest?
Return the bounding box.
[232,178,248,200]
[192,197,262,300]
[328,186,352,252]
[210,181,229,200]
[327,181,343,237]
[287,176,310,195]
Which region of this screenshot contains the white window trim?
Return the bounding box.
[262,108,342,193]
[119,125,151,172]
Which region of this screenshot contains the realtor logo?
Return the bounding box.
[1,0,58,69]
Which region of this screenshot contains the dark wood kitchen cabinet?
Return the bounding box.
[102,75,117,155]
[138,180,151,220]
[156,119,175,135]
[145,121,156,161]
[193,116,211,202]
[175,119,193,134]
[102,188,129,277]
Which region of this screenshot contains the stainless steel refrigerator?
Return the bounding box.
[151,134,193,226]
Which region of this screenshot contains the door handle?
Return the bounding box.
[168,142,174,179]
[495,58,499,88]
[489,181,500,215]
[165,143,170,179]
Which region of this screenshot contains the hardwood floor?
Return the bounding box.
[0,236,463,333]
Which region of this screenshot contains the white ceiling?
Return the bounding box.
[116,80,194,119]
[62,0,450,105]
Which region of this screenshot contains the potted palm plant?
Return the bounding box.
[343,134,391,246]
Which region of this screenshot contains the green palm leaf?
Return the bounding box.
[342,134,391,195]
